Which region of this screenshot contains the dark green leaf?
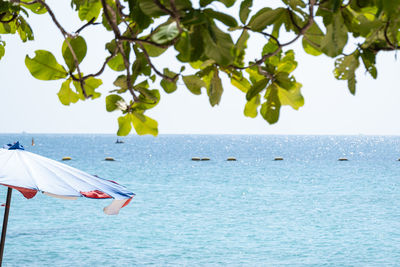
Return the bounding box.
[62,36,87,72]
[234,29,249,66]
[204,9,238,27]
[16,16,34,42]
[321,12,348,57]
[208,69,223,106]
[246,78,269,101]
[133,88,160,110]
[201,24,234,66]
[239,0,253,24]
[128,0,152,29]
[248,7,286,32]
[260,84,281,124]
[200,0,235,7]
[360,48,377,79]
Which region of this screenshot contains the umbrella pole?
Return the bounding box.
[0,188,12,266]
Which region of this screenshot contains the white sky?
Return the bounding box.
[1,0,400,135]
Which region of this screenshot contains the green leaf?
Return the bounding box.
[160,79,177,94]
[25,50,68,80]
[151,22,180,45]
[208,69,223,106]
[201,24,234,66]
[0,20,16,34]
[276,81,304,110]
[246,78,269,101]
[141,42,167,57]
[138,0,166,17]
[260,84,281,124]
[73,77,102,99]
[117,114,132,136]
[276,50,297,73]
[239,0,253,24]
[16,17,34,42]
[234,30,249,66]
[21,2,47,14]
[57,79,79,105]
[204,9,238,27]
[360,48,377,79]
[133,88,160,110]
[302,38,323,56]
[231,73,251,93]
[334,52,360,95]
[182,75,205,95]
[128,0,152,29]
[160,68,178,93]
[131,112,158,136]
[106,94,125,112]
[131,49,151,83]
[321,12,348,57]
[62,36,87,72]
[200,0,235,7]
[107,53,125,71]
[244,94,260,118]
[248,7,286,32]
[246,66,265,84]
[0,42,5,60]
[302,22,324,56]
[139,0,191,17]
[78,0,101,22]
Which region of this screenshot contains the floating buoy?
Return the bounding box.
[105,157,115,161]
[191,157,201,161]
[201,158,210,161]
[274,157,284,161]
[227,157,236,161]
[62,157,71,161]
[338,158,348,161]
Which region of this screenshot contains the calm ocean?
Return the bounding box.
[0,134,399,266]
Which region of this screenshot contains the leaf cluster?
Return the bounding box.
[1,0,400,135]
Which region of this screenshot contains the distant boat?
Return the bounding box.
[31,138,35,146]
[115,139,124,144]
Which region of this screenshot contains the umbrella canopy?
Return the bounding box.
[0,142,136,265]
[0,142,135,215]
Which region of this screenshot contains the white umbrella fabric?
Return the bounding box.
[0,142,135,265]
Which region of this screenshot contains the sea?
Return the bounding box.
[0,134,399,266]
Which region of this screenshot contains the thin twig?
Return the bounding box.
[0,13,18,23]
[75,17,100,35]
[138,42,179,82]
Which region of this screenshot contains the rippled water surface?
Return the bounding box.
[0,134,399,266]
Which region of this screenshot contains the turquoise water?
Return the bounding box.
[0,134,399,266]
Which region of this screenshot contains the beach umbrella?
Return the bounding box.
[0,142,135,265]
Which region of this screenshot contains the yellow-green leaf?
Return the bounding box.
[25,50,68,80]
